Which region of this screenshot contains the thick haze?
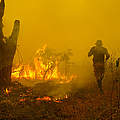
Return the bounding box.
[3,0,120,63]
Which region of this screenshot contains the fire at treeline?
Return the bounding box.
[12,44,77,82]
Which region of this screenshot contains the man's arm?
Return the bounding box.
[116,58,120,67]
[88,47,94,57]
[105,48,110,60]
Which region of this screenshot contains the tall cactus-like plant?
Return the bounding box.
[0,0,20,88]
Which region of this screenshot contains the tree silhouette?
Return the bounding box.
[0,0,20,88]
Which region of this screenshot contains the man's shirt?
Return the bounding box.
[88,46,110,64]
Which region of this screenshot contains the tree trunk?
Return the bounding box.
[0,0,20,88]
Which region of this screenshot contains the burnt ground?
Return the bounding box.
[0,80,120,120]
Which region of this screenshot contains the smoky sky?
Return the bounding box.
[2,0,120,63]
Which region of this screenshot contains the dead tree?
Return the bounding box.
[0,0,20,88]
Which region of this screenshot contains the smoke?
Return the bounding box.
[3,0,120,64]
[3,0,120,97]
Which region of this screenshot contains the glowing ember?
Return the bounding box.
[5,88,11,94]
[19,98,26,102]
[36,96,51,101]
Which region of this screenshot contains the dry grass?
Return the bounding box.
[0,76,119,120]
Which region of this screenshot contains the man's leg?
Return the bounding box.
[94,64,104,94]
[97,77,104,94]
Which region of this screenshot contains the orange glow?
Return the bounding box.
[36,96,51,101]
[19,98,26,102]
[12,45,76,82]
[5,88,11,94]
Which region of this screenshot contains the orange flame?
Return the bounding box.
[36,96,51,101]
[6,88,11,94]
[12,45,76,83]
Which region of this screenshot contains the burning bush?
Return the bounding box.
[12,45,76,83]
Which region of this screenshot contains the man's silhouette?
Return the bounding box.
[88,40,110,93]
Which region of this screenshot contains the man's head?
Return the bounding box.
[95,40,103,46]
